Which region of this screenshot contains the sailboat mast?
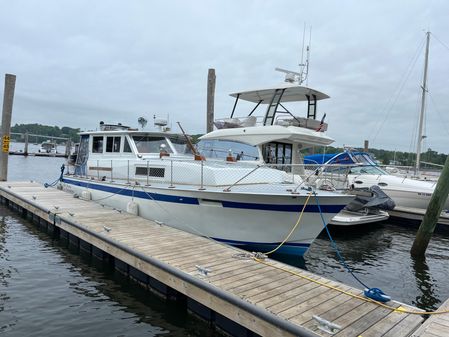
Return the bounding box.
[415,31,430,176]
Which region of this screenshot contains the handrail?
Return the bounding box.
[223,165,261,192]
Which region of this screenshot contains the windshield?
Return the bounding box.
[350,153,387,174]
[132,136,171,154]
[320,152,387,175]
[168,135,192,154]
[196,139,259,161]
[349,165,386,175]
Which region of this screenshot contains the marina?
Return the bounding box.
[2,180,446,337]
[2,3,449,336]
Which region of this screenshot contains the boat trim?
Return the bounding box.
[63,177,346,213]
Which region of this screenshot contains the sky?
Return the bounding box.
[1,0,449,154]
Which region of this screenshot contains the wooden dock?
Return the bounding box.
[0,181,445,336]
[411,298,449,337]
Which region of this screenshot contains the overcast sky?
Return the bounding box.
[1,0,448,153]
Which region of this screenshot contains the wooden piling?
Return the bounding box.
[0,74,16,181]
[364,140,369,152]
[24,132,29,156]
[411,154,449,257]
[206,68,216,133]
[65,138,71,157]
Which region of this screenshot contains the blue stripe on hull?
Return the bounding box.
[222,200,344,213]
[213,237,310,256]
[62,178,346,214]
[63,178,198,204]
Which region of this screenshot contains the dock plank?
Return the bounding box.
[410,297,449,337]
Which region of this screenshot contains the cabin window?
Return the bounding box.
[135,167,165,177]
[263,142,292,165]
[132,136,172,154]
[196,139,258,160]
[92,136,104,153]
[106,136,121,153]
[123,137,132,153]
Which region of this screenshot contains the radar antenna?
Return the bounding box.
[274,68,302,83]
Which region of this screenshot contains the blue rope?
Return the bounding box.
[44,164,65,188]
[313,192,391,302]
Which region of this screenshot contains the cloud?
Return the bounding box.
[1,0,448,153]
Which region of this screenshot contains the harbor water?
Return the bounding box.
[1,154,449,336]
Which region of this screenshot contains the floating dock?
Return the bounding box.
[1,181,447,337]
[389,206,449,227]
[8,151,68,158]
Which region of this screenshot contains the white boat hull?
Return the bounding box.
[346,174,449,210]
[61,176,353,255]
[330,210,389,226]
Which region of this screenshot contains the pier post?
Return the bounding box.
[24,132,29,156]
[206,68,216,133]
[0,74,16,181]
[65,138,71,157]
[411,154,449,257]
[364,140,369,152]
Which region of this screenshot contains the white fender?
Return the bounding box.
[127,201,139,215]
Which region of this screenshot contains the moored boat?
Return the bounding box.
[304,149,449,210]
[61,77,354,255]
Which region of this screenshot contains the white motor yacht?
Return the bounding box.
[61,81,354,256]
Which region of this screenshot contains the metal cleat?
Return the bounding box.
[195,265,211,277]
[312,315,341,335]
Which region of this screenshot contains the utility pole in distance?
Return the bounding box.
[0,74,16,181]
[206,69,216,133]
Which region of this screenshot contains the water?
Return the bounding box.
[1,155,449,336]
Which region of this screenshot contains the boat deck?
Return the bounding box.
[0,181,437,337]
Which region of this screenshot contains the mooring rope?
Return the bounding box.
[262,192,313,255]
[313,192,391,303]
[44,164,65,188]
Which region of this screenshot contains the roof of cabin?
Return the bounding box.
[199,125,334,147]
[229,83,330,103]
[79,130,186,138]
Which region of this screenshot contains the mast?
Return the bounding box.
[415,31,430,176]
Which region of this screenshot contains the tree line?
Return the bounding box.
[308,145,447,168]
[10,123,80,143]
[9,124,447,166]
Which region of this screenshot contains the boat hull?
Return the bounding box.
[330,210,389,226]
[346,174,449,210]
[61,177,352,255]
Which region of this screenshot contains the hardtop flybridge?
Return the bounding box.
[61,72,354,255]
[200,70,332,171]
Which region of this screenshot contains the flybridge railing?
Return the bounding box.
[213,114,324,129]
[66,158,373,192]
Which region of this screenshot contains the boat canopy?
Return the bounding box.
[200,125,334,147]
[229,83,329,104]
[304,151,378,165]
